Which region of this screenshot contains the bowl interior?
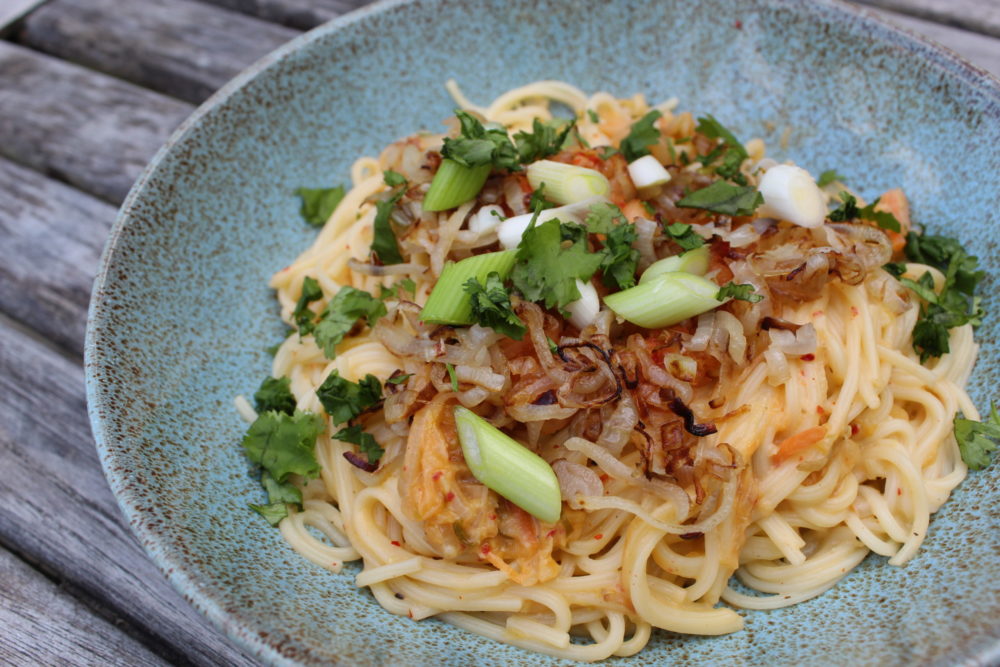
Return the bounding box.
[87,0,1000,664]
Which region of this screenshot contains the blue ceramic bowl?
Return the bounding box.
[86,0,1000,664]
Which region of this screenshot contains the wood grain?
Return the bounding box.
[872,7,1000,77]
[198,0,370,30]
[0,321,256,666]
[0,41,193,204]
[0,159,115,356]
[858,0,1000,38]
[16,0,299,104]
[0,547,167,666]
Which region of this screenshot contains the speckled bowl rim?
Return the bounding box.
[85,1,1000,664]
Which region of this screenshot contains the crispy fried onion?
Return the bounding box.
[564,437,745,535]
[748,223,891,300]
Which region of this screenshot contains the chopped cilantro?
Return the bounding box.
[249,470,306,526]
[596,146,619,160]
[371,173,406,265]
[882,262,907,278]
[441,110,520,171]
[642,201,656,217]
[695,115,748,183]
[664,222,706,251]
[510,218,603,314]
[312,287,387,358]
[295,186,345,227]
[676,181,763,217]
[619,110,662,163]
[828,192,901,232]
[383,169,406,187]
[249,502,290,526]
[397,277,416,296]
[333,425,384,466]
[717,282,763,303]
[446,362,459,392]
[817,169,845,187]
[954,403,1000,470]
[896,232,985,361]
[254,376,296,415]
[514,118,575,164]
[592,208,639,291]
[529,183,556,211]
[587,109,600,123]
[316,370,382,425]
[465,272,526,340]
[385,373,412,385]
[242,410,324,483]
[293,276,323,335]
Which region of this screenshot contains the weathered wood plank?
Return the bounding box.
[871,6,1000,77]
[0,320,256,666]
[197,0,369,30]
[0,159,115,356]
[858,0,1000,39]
[16,0,299,105]
[0,41,193,205]
[0,547,167,666]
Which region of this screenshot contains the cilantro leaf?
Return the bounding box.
[465,272,526,339]
[905,233,984,295]
[316,370,382,425]
[828,192,901,232]
[333,425,384,465]
[385,372,412,385]
[882,262,907,278]
[599,222,639,290]
[293,276,323,335]
[663,222,705,251]
[717,282,763,303]
[676,181,763,217]
[446,362,459,392]
[249,502,290,526]
[899,272,939,305]
[510,218,603,313]
[441,110,520,171]
[955,403,1000,470]
[514,118,574,164]
[695,115,748,182]
[312,287,387,358]
[383,169,406,187]
[817,169,845,187]
[585,202,627,234]
[596,146,619,160]
[295,186,345,227]
[242,411,323,482]
[254,376,296,415]
[620,110,662,163]
[587,109,600,123]
[372,177,406,265]
[529,183,556,211]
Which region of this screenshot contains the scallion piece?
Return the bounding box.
[526,160,610,205]
[638,246,711,284]
[604,271,723,328]
[423,160,492,211]
[453,406,562,523]
[420,250,517,324]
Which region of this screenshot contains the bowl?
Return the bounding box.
[85,0,1000,664]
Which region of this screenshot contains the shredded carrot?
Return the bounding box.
[773,426,827,463]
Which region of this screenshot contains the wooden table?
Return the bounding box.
[0,0,996,663]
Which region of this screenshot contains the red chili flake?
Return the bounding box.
[816,406,825,415]
[850,423,860,436]
[897,488,902,496]
[445,491,455,502]
[594,533,604,540]
[812,310,824,318]
[546,529,557,538]
[391,540,401,547]
[490,514,497,521]
[432,471,443,481]
[734,19,743,29]
[801,353,815,361]
[850,306,859,317]
[480,543,491,555]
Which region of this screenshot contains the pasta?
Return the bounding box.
[244,82,982,660]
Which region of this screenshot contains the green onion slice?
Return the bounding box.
[604,271,723,328]
[420,250,517,325]
[453,406,562,523]
[526,160,610,205]
[638,246,711,284]
[423,160,492,212]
